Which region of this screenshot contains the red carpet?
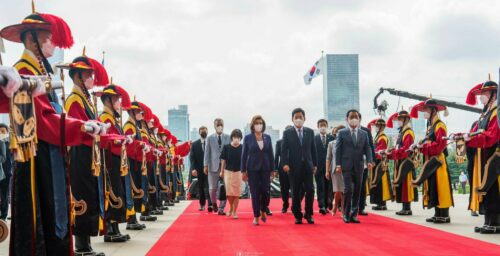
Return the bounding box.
[148,199,500,256]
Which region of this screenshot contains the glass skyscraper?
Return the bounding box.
[323,54,360,126]
[168,105,190,142]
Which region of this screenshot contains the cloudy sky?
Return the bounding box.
[1,0,499,136]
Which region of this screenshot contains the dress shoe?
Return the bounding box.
[207,206,213,213]
[350,216,361,223]
[281,207,288,213]
[319,208,327,215]
[265,209,273,216]
[305,216,315,224]
[474,226,484,233]
[217,210,225,216]
[372,206,383,211]
[295,218,303,224]
[159,205,169,210]
[471,212,479,217]
[174,199,180,203]
[343,216,350,223]
[166,201,174,206]
[199,206,205,211]
[358,210,368,216]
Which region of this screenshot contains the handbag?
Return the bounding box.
[217,178,226,200]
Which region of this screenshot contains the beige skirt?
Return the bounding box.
[224,170,242,197]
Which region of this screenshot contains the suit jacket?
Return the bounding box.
[189,139,205,173]
[361,126,376,162]
[314,133,334,173]
[203,133,230,172]
[241,133,274,172]
[281,126,318,172]
[275,139,284,171]
[335,127,373,172]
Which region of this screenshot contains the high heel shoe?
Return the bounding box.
[261,212,267,223]
[253,217,259,225]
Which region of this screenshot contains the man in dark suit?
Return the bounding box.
[358,113,375,216]
[0,123,12,220]
[281,108,317,224]
[275,125,292,213]
[190,126,212,211]
[314,119,334,215]
[335,110,374,224]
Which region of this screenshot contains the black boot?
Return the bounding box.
[426,208,438,223]
[75,235,106,256]
[127,215,145,230]
[435,208,450,224]
[150,209,163,215]
[140,212,157,222]
[114,222,130,240]
[104,221,127,243]
[403,203,412,215]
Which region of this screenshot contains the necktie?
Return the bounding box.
[218,135,222,148]
[202,141,205,152]
[352,129,357,145]
[322,135,326,147]
[298,129,303,145]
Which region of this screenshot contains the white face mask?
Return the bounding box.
[112,98,121,112]
[479,94,489,105]
[41,38,55,57]
[348,118,359,127]
[83,76,94,90]
[216,126,223,134]
[423,112,431,120]
[393,121,402,129]
[254,124,263,132]
[319,127,327,134]
[293,118,304,128]
[0,134,8,141]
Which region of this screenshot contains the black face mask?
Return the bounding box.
[200,132,207,138]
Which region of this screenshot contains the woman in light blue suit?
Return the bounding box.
[241,115,275,225]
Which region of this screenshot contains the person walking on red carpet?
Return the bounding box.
[242,116,275,225]
[326,125,346,216]
[335,110,374,224]
[204,118,230,215]
[220,129,243,219]
[281,108,317,224]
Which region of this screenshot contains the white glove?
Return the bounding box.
[125,135,133,145]
[98,122,111,135]
[142,145,151,154]
[0,66,22,98]
[463,133,471,142]
[448,134,455,141]
[31,77,46,97]
[84,121,100,136]
[417,143,424,149]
